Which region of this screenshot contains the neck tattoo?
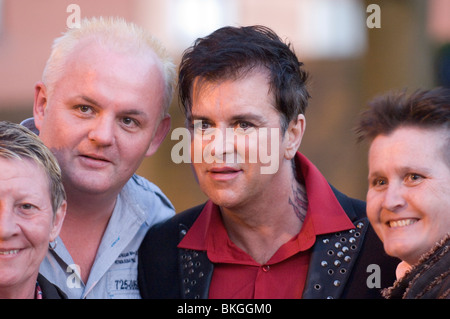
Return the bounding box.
[288,183,308,222]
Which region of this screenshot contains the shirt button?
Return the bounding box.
[262,265,270,272]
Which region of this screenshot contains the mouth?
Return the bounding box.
[0,249,20,256]
[78,153,112,168]
[387,218,419,229]
[80,154,111,162]
[207,166,242,180]
[209,167,241,173]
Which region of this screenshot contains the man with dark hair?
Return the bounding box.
[356,88,450,299]
[138,25,398,299]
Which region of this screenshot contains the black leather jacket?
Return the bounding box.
[138,187,398,299]
[37,274,67,299]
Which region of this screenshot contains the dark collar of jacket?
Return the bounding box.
[37,273,67,299]
[138,186,398,299]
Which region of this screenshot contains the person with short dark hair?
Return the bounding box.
[138,25,398,299]
[356,88,450,299]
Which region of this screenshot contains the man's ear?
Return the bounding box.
[284,114,306,160]
[33,82,48,132]
[49,200,67,243]
[145,115,171,157]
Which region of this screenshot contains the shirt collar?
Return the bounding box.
[294,152,354,234]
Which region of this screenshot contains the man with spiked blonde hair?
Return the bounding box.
[22,16,175,299]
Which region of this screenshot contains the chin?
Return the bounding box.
[384,240,421,265]
[206,192,241,210]
[72,182,114,196]
[208,197,237,209]
[0,270,24,287]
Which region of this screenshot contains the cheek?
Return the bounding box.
[39,110,76,146]
[27,217,54,243]
[366,191,384,232]
[22,217,54,263]
[117,136,151,165]
[421,197,450,236]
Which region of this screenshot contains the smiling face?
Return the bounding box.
[366,126,450,265]
[189,70,304,210]
[0,158,65,298]
[34,39,169,197]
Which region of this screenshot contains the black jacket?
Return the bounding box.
[37,274,67,299]
[138,187,398,299]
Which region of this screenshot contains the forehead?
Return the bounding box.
[55,39,165,111]
[369,126,449,169]
[0,157,49,191]
[191,70,277,118]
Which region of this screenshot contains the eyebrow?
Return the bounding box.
[120,109,148,117]
[398,165,433,176]
[368,165,433,179]
[190,112,268,124]
[79,95,100,106]
[77,95,148,118]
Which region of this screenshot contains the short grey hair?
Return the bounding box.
[0,121,66,214]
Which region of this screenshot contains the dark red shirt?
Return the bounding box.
[178,152,354,298]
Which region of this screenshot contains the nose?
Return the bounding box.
[208,128,235,163]
[381,183,407,213]
[87,115,115,146]
[0,204,19,240]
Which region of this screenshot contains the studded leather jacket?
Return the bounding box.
[138,186,399,299]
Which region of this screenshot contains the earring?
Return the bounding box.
[49,240,58,250]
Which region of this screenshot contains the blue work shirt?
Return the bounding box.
[39,174,174,298]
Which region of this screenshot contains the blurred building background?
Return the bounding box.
[0,0,448,212]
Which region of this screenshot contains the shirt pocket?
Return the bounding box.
[107,267,141,299]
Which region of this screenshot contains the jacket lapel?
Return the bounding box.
[178,223,214,299]
[302,217,368,298]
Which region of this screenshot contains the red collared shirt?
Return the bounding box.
[178,152,354,299]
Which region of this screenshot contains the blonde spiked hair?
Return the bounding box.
[42,16,176,114]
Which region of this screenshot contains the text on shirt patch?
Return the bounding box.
[115,250,137,264]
